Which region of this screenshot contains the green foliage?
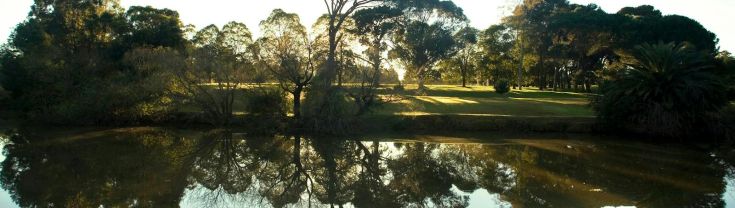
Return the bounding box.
[0,86,8,101]
[0,1,188,124]
[393,84,405,92]
[245,89,288,118]
[391,21,457,90]
[258,9,314,119]
[477,24,516,82]
[244,88,288,133]
[498,1,720,92]
[592,42,728,137]
[125,6,186,49]
[494,79,511,94]
[715,51,735,100]
[302,89,356,134]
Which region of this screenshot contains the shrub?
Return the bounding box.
[494,79,510,94]
[0,86,8,101]
[302,88,356,134]
[393,84,405,92]
[245,88,288,119]
[592,42,729,137]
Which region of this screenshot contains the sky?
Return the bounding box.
[0,0,734,52]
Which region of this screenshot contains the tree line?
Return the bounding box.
[0,0,733,135]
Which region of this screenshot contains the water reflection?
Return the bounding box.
[0,128,732,207]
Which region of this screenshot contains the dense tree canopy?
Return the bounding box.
[0,0,731,133]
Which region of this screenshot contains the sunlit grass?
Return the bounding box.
[178,83,595,117]
[379,84,594,117]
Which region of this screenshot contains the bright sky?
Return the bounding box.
[1,0,734,52]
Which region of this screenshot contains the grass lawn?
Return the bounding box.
[375,85,595,117]
[177,84,595,118]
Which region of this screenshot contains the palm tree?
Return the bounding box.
[593,42,728,137]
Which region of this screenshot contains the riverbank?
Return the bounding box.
[357,114,600,134]
[0,85,601,135]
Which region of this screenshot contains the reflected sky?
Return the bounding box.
[0,128,733,208]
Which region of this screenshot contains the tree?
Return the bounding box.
[391,21,457,92]
[124,22,255,126]
[350,6,402,114]
[715,51,735,100]
[313,15,359,87]
[450,26,479,87]
[0,0,160,124]
[125,6,186,50]
[478,24,517,84]
[258,9,316,120]
[316,0,383,88]
[550,3,616,92]
[592,42,728,137]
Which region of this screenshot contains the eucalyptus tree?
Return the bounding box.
[478,24,517,84]
[258,9,316,119]
[353,6,402,83]
[317,0,385,88]
[313,15,360,87]
[449,26,479,87]
[387,0,467,92]
[548,3,615,92]
[125,6,186,50]
[391,21,457,92]
[0,0,161,123]
[347,6,403,114]
[171,22,253,125]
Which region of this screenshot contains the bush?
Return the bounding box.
[592,42,729,138]
[245,88,288,119]
[494,79,510,94]
[302,88,356,134]
[393,84,405,92]
[0,86,8,101]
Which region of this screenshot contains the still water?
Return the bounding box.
[0,127,733,208]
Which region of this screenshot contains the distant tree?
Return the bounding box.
[550,3,616,92]
[715,51,735,100]
[391,21,457,92]
[258,9,316,120]
[478,24,516,84]
[315,0,385,88]
[125,6,186,49]
[349,6,402,115]
[449,26,479,87]
[313,15,359,87]
[0,0,155,123]
[164,22,254,125]
[221,21,254,60]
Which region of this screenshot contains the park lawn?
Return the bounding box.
[176,83,595,118]
[375,85,595,117]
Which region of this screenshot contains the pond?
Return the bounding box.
[0,127,733,208]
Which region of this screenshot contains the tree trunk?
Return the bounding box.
[553,67,558,91]
[538,53,545,90]
[292,87,302,119]
[337,68,342,87]
[337,46,343,87]
[461,67,467,87]
[417,72,426,92]
[518,30,524,91]
[318,24,339,88]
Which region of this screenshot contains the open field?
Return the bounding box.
[177,84,595,119]
[375,85,595,117]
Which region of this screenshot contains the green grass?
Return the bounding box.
[375,85,594,117]
[176,84,595,118]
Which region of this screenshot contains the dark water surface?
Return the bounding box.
[0,127,733,208]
